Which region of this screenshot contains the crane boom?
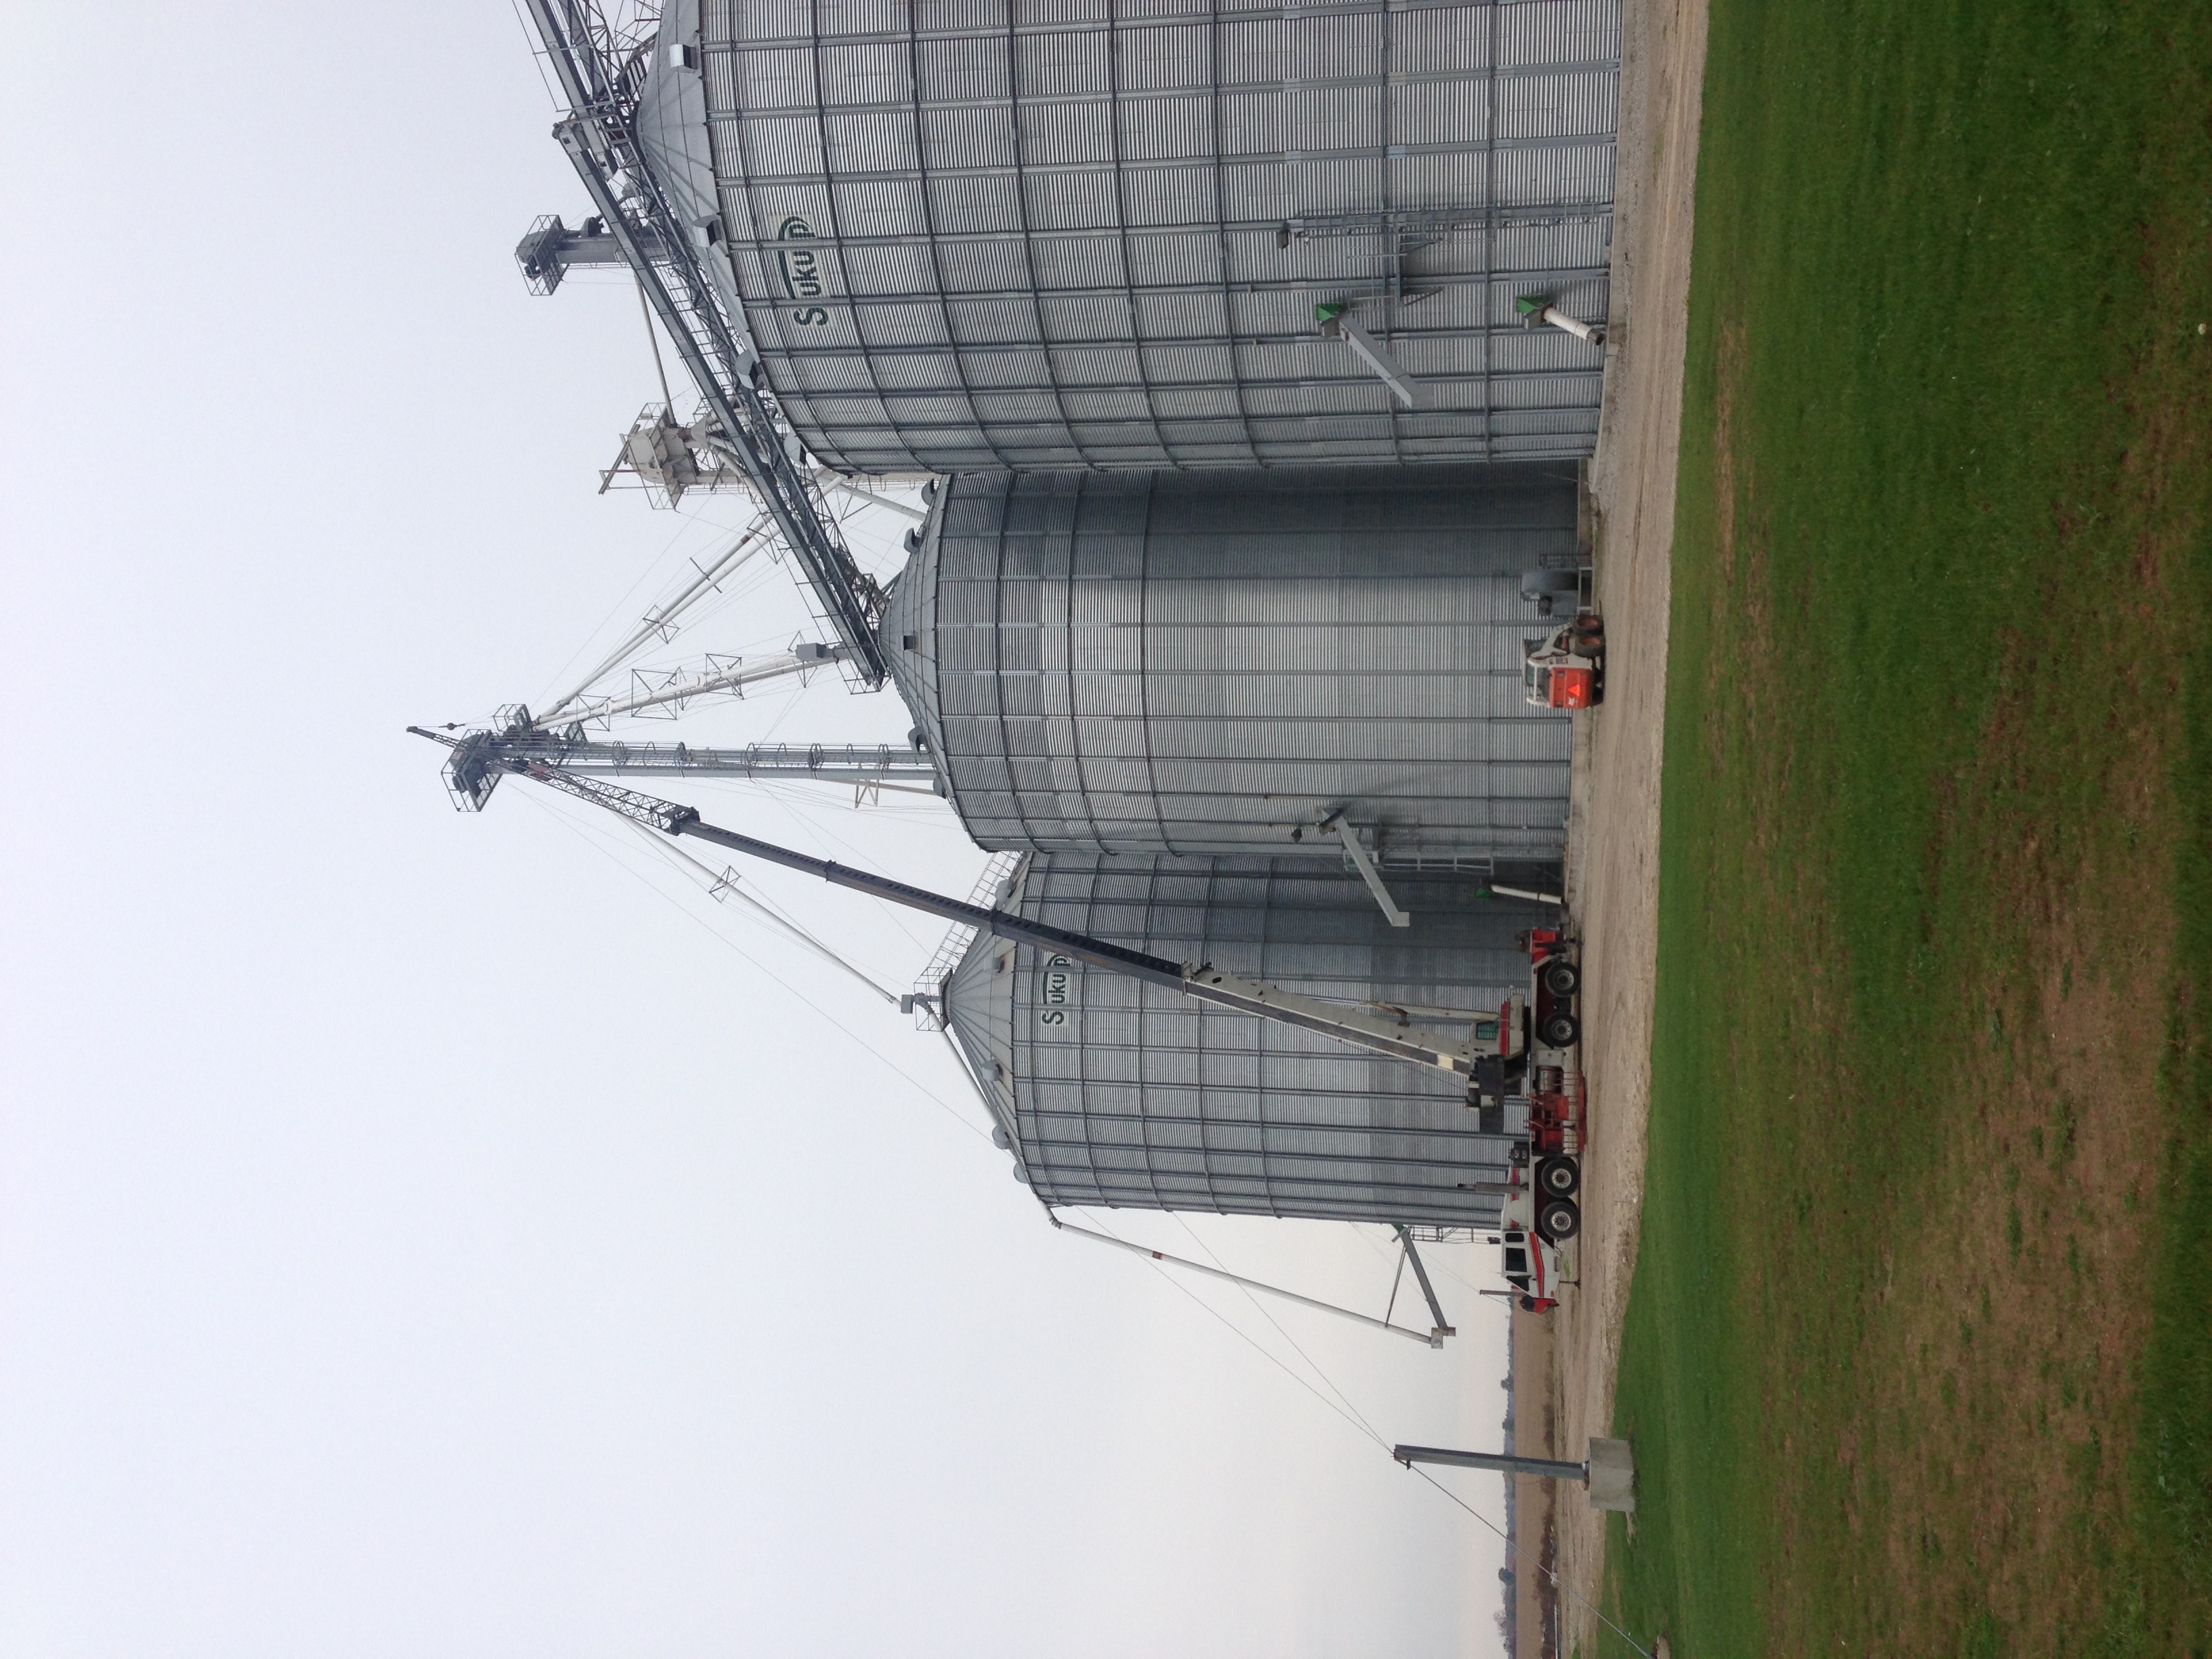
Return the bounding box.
[410,730,1503,1080]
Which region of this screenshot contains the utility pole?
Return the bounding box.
[1393,1439,1637,1512]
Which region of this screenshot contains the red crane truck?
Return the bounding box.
[1475,924,1587,1311]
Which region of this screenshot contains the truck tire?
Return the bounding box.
[1536,1198,1581,1242]
[1541,960,1580,996]
[1541,1012,1581,1047]
[1538,1158,1580,1197]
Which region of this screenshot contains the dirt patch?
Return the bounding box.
[1513,1306,1562,1657]
[1549,0,1713,1645]
[1830,697,2185,1654]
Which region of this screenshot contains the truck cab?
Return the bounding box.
[1495,1182,1573,1313]
[1523,617,1605,709]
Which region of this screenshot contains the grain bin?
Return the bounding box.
[942,852,1542,1225]
[882,462,1577,861]
[644,0,1620,471]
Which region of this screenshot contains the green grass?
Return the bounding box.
[1598,0,2212,1654]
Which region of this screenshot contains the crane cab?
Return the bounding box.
[1477,991,1528,1060]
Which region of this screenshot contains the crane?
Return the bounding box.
[409,728,1525,1092]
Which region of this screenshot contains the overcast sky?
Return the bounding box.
[0,4,1513,1654]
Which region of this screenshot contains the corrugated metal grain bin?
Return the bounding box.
[646,0,1620,471]
[882,462,1577,860]
[943,852,1542,1224]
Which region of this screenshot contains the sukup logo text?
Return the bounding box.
[776,215,830,325]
